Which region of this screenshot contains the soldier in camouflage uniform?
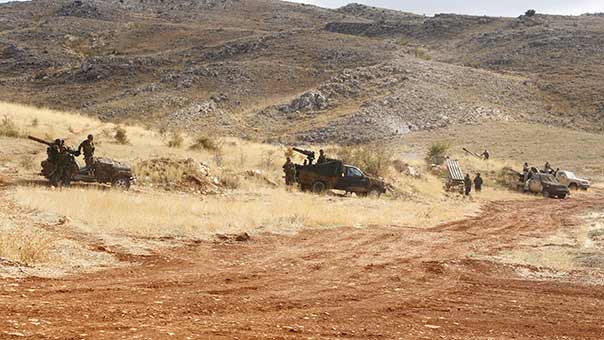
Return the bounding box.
[78,134,95,174]
[282,157,296,186]
[50,141,70,186]
[47,139,61,163]
[317,149,327,164]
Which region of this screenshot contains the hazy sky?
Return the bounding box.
[288,0,604,16]
[0,0,602,16]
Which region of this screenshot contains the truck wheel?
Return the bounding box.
[568,183,578,190]
[543,190,550,198]
[368,187,382,198]
[311,181,326,194]
[558,194,567,199]
[112,177,131,190]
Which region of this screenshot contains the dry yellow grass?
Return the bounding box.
[0,227,56,266]
[12,186,482,239]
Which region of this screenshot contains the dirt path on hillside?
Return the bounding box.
[1,191,604,339]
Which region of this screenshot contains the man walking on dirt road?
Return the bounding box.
[464,174,472,196]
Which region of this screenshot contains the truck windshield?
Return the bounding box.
[565,172,576,179]
[346,167,364,177]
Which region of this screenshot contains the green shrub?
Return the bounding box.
[525,9,536,17]
[426,142,450,165]
[190,135,220,151]
[114,126,129,144]
[0,116,21,138]
[337,146,392,177]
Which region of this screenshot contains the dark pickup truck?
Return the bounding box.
[296,159,386,197]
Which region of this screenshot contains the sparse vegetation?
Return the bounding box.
[0,228,55,266]
[167,131,184,148]
[414,47,432,61]
[337,146,392,177]
[190,135,220,151]
[114,125,129,144]
[259,150,276,170]
[426,142,450,165]
[12,186,483,239]
[525,9,536,17]
[0,116,21,138]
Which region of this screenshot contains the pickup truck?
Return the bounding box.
[296,160,386,197]
[556,170,590,190]
[526,173,569,199]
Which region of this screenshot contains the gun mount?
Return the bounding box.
[292,147,316,164]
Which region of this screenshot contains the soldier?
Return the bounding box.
[51,142,70,186]
[464,174,472,196]
[474,173,483,192]
[47,139,61,162]
[481,149,490,160]
[544,161,551,174]
[317,149,327,164]
[522,162,530,182]
[78,134,95,173]
[282,157,296,186]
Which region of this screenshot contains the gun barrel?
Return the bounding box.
[292,147,314,157]
[28,135,52,147]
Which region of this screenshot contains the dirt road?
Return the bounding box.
[1,192,604,339]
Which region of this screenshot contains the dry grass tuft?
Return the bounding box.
[0,228,56,266]
[0,115,22,138]
[190,135,221,151]
[167,131,184,148]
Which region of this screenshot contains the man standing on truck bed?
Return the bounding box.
[78,134,95,174]
[317,149,327,164]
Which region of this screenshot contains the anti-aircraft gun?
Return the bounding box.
[292,147,315,165]
[28,135,80,156]
[27,135,134,189]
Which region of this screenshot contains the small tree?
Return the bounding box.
[525,9,536,17]
[425,142,450,165]
[114,126,129,144]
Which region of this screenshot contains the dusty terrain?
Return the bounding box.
[0,105,603,339]
[1,184,603,339]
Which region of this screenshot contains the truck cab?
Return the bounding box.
[335,166,368,192]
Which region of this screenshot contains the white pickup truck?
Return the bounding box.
[556,171,590,190]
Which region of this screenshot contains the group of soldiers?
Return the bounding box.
[463,173,483,196]
[282,149,328,186]
[522,161,559,180]
[46,134,96,184]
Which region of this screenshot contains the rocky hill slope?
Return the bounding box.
[0,0,603,143]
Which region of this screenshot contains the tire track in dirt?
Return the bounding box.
[1,191,604,339]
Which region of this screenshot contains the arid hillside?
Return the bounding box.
[0,0,603,142]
